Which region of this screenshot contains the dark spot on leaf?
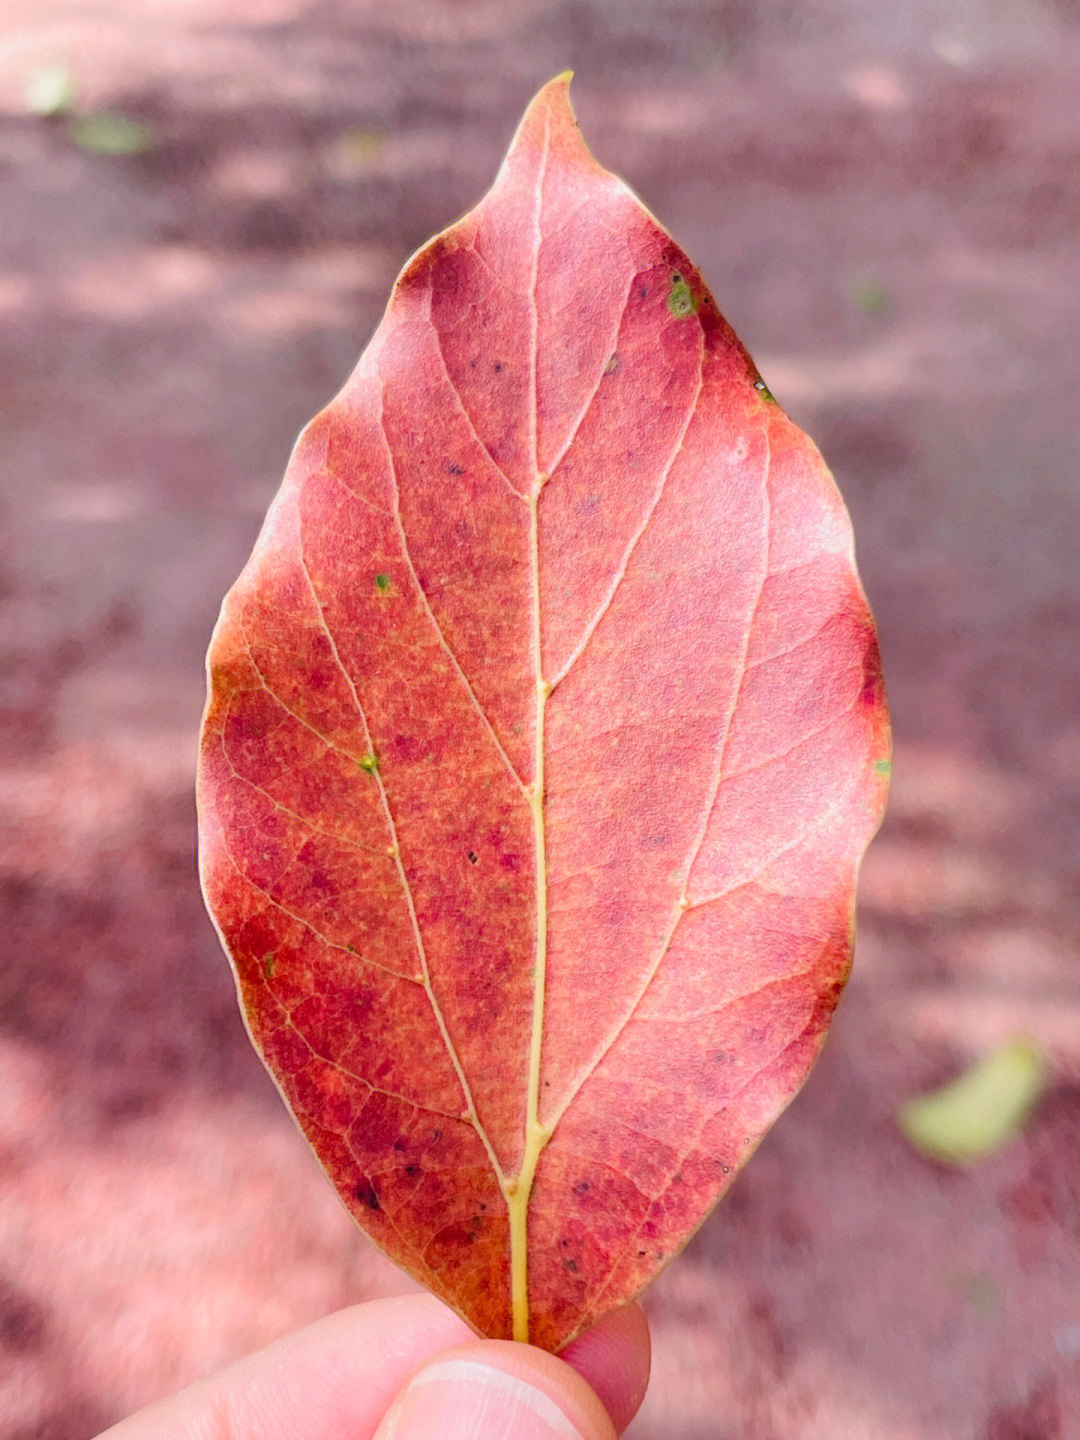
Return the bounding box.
[563,1258,579,1272]
[262,954,276,979]
[573,1179,590,1195]
[859,631,885,708]
[354,1179,381,1211]
[346,943,358,954]
[638,284,650,299]
[393,1137,407,1151]
[374,573,391,592]
[435,1222,477,1251]
[638,1249,647,1257]
[493,361,503,372]
[404,1164,420,1176]
[469,358,478,369]
[432,1129,442,1141]
[467,851,479,864]
[448,462,465,475]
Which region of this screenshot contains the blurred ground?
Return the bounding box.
[1,2,1079,1437]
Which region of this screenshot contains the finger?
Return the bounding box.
[559,1304,651,1434]
[372,1341,618,1440]
[96,1292,472,1440]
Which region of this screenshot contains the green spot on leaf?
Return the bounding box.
[898,1038,1047,1165]
[753,377,775,402]
[374,572,391,593]
[667,273,698,318]
[358,753,379,774]
[875,757,892,775]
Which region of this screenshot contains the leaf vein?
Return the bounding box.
[549,333,707,690]
[272,999,470,1122]
[718,695,860,788]
[544,409,774,1132]
[585,1009,818,1321]
[295,525,509,1190]
[427,300,528,501]
[217,716,392,859]
[686,758,867,910]
[744,614,837,673]
[541,267,637,481]
[215,836,419,983]
[375,397,529,797]
[631,958,826,1024]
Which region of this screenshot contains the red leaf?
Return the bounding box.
[197,75,890,1350]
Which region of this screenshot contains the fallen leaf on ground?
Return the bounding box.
[899,1038,1047,1164]
[68,112,157,155]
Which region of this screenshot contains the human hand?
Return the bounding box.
[97,1292,651,1439]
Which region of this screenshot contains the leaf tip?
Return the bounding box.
[530,70,577,121]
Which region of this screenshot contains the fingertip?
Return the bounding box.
[559,1304,652,1434]
[374,1341,617,1440]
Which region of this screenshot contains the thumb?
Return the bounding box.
[373,1341,617,1440]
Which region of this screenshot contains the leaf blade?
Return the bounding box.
[197,74,890,1349]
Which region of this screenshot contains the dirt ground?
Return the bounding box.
[1,2,1078,1437]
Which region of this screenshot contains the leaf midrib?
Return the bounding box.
[505,103,553,1346]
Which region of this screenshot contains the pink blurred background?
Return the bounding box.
[1,2,1078,1436]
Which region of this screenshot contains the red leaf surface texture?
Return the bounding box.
[197,76,891,1350]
